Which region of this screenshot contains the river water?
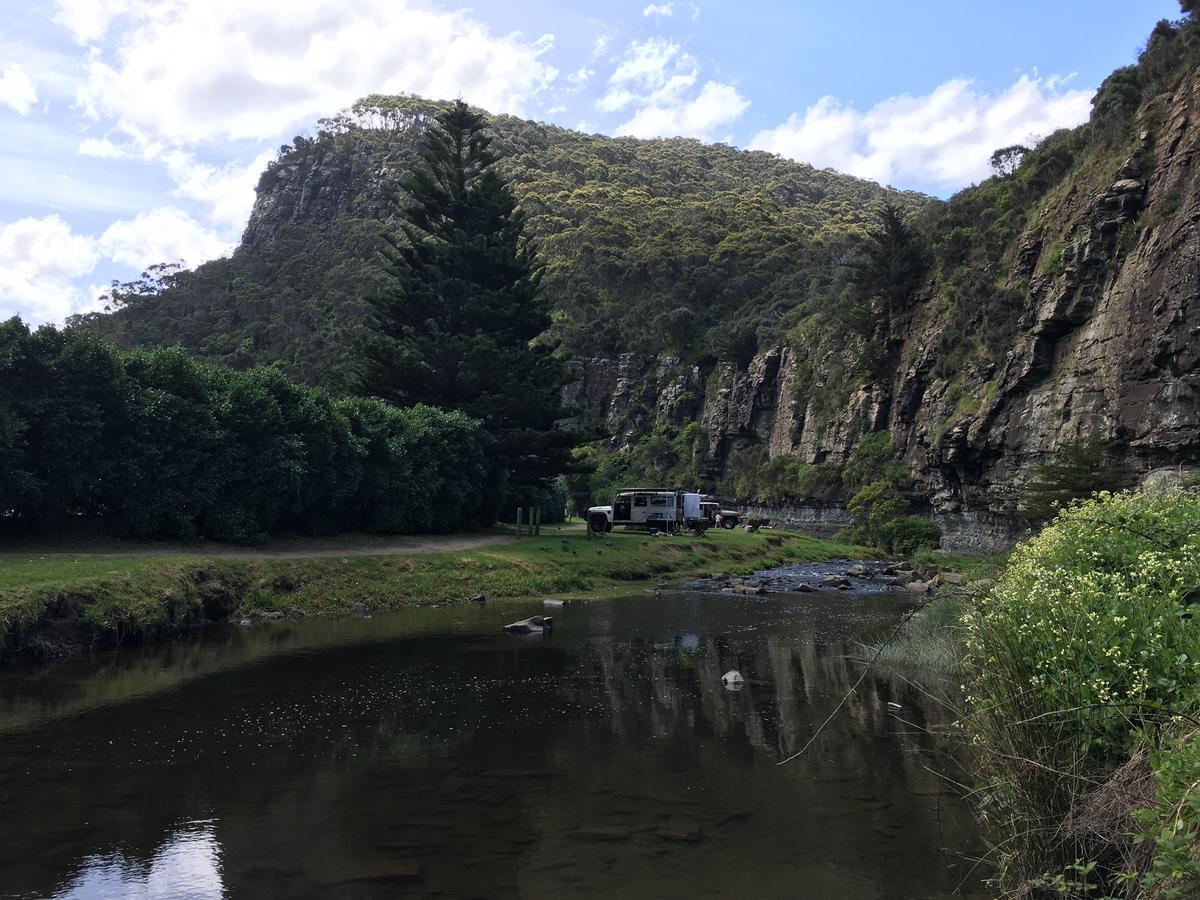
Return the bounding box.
[0,591,989,899]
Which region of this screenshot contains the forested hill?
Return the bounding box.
[75,97,926,385]
[72,7,1200,551]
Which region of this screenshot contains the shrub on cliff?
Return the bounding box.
[962,489,1200,896]
[835,432,940,553]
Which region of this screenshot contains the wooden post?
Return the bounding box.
[534,505,541,537]
[516,506,523,539]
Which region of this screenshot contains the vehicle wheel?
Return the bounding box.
[588,512,609,534]
[722,519,736,529]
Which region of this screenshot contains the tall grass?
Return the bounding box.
[863,590,969,678]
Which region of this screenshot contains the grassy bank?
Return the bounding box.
[0,527,866,660]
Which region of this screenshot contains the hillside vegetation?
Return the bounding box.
[73,99,925,387]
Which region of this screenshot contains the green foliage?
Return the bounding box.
[756,456,842,504]
[877,515,942,556]
[842,431,908,490]
[835,433,940,553]
[962,490,1200,894]
[76,93,926,384]
[1137,730,1200,898]
[858,202,928,318]
[1020,437,1134,521]
[583,421,708,508]
[0,318,489,542]
[364,100,580,494]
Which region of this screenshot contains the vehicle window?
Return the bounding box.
[650,498,668,506]
[633,496,647,507]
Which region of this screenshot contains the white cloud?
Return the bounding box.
[0,64,38,115]
[53,0,132,44]
[643,3,674,16]
[74,0,559,145]
[599,38,747,139]
[0,215,100,323]
[98,206,232,270]
[567,67,594,86]
[617,80,748,140]
[161,149,276,230]
[77,136,127,158]
[750,74,1093,191]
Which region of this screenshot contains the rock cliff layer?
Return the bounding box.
[558,73,1200,550]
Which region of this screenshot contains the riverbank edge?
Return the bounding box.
[0,529,873,662]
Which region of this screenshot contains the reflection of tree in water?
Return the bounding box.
[0,598,984,900]
[562,629,952,762]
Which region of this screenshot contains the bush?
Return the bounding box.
[878,515,941,556]
[962,490,1200,895]
[0,318,491,541]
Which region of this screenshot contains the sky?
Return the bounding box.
[0,0,1183,325]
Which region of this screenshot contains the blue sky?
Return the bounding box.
[0,0,1182,324]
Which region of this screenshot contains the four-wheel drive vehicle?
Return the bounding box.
[588,490,740,533]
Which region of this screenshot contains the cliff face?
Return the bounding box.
[557,73,1200,550]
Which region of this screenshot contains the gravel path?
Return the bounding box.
[3,531,519,559]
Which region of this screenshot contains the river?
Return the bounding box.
[0,590,989,899]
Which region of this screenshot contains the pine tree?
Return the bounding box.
[364,100,581,500]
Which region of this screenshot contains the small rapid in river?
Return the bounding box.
[0,590,987,899]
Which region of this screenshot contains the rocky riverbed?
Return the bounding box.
[685,559,966,596]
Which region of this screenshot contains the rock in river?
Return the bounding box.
[503,615,553,634]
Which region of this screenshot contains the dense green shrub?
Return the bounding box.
[834,432,941,553]
[962,490,1200,895]
[877,515,942,556]
[0,319,489,541]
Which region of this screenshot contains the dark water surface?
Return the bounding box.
[0,592,988,899]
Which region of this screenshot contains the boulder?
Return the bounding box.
[352,601,371,617]
[287,607,305,620]
[656,822,703,843]
[239,618,253,627]
[729,584,766,595]
[792,583,816,593]
[265,610,285,620]
[721,669,745,685]
[822,575,852,589]
[470,593,487,604]
[844,564,869,577]
[941,572,967,585]
[893,572,914,586]
[503,615,553,634]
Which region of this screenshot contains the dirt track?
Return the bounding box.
[3,531,520,559]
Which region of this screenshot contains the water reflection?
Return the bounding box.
[51,821,224,900]
[0,593,985,899]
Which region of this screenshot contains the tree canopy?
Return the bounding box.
[363,100,581,494]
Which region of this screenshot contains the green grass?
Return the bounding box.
[863,591,971,679]
[909,548,1008,580]
[0,529,868,659]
